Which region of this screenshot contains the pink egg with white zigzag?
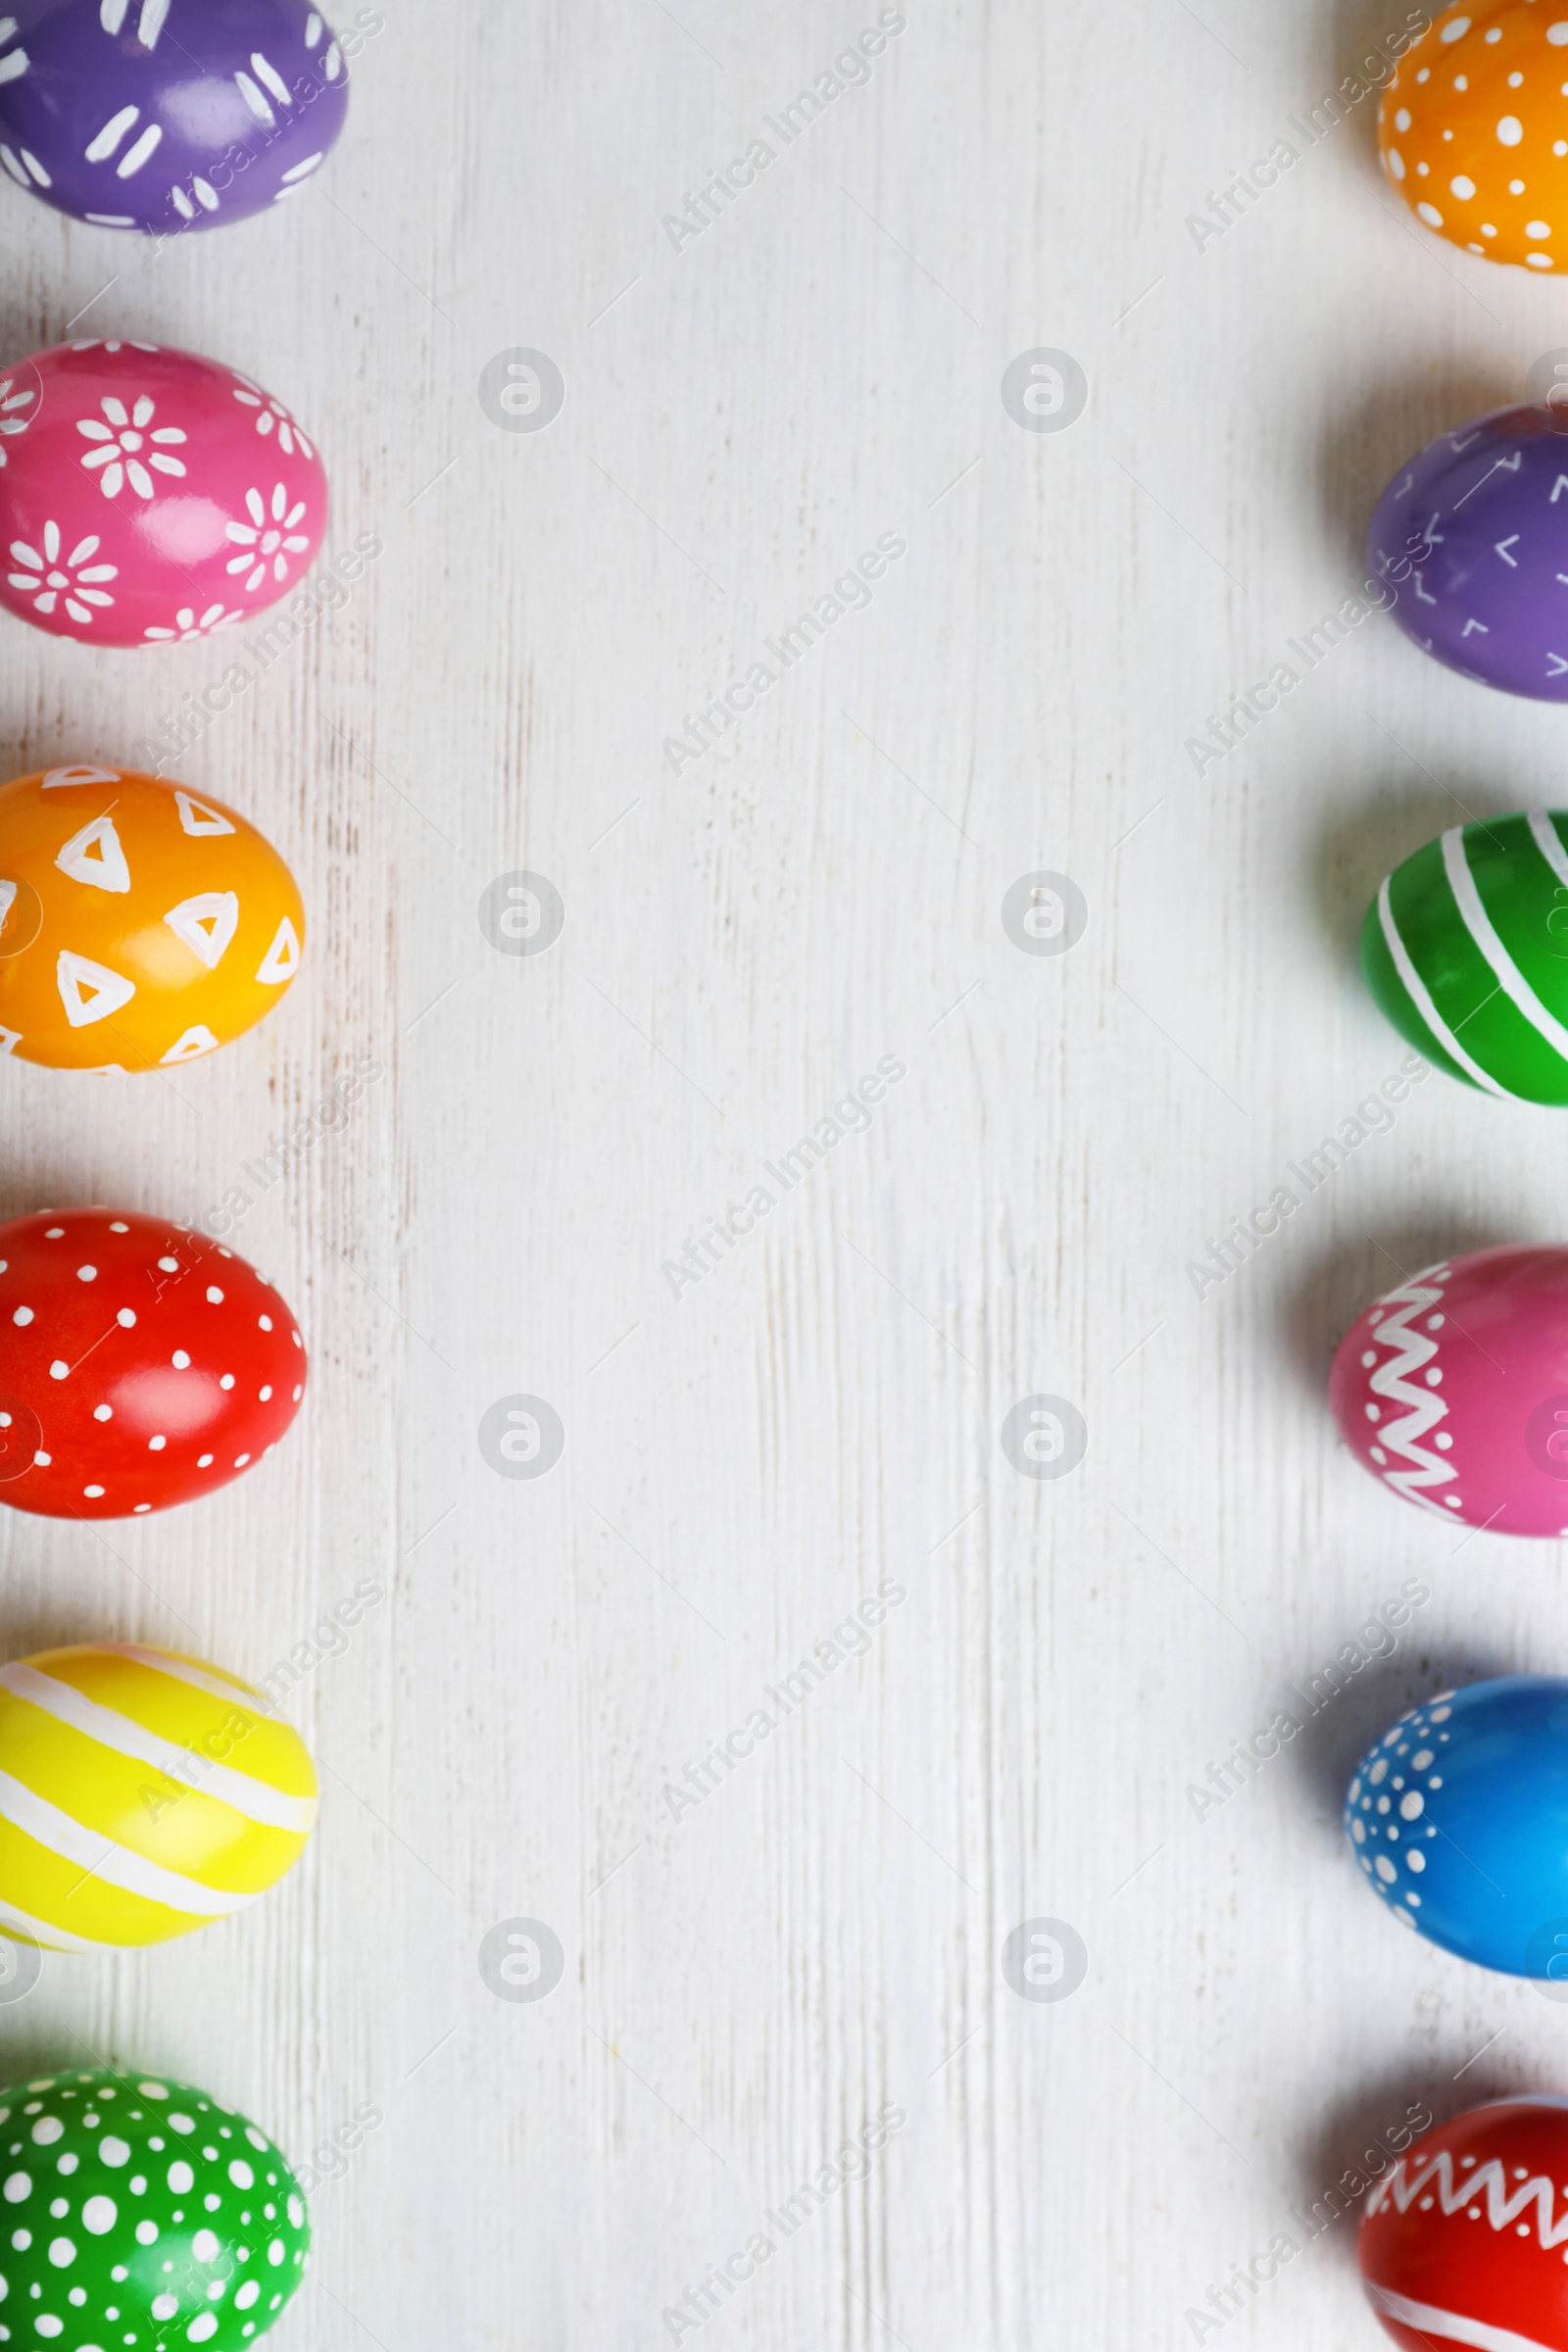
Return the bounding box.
[1329,1245,1568,1538]
[0,337,326,649]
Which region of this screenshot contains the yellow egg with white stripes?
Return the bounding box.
[0,1642,317,1951]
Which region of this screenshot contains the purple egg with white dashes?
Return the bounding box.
[1368,401,1568,703]
[0,0,349,234]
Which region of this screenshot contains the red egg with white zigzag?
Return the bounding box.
[1329,1244,1568,1537]
[0,1207,307,1519]
[0,762,303,1072]
[1361,2099,1568,2350]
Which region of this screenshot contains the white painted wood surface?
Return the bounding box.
[8,0,1568,2344]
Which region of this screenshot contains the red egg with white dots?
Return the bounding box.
[0,1206,306,1518]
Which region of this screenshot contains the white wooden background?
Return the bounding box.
[7,0,1568,2345]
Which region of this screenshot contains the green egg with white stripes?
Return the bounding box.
[1362,810,1568,1103]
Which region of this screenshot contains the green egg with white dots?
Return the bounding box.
[0,2067,309,2349]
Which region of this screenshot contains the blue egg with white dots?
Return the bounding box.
[1347,1677,1568,1979]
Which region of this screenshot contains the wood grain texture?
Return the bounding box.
[2,0,1565,2343]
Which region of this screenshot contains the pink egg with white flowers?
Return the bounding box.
[0,338,327,649]
[1329,1245,1568,1538]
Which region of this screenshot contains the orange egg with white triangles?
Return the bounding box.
[0,764,304,1072]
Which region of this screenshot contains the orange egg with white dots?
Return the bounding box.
[0,762,304,1072]
[1378,0,1568,270]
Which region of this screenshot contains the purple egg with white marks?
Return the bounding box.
[0,0,350,234]
[1368,402,1568,703]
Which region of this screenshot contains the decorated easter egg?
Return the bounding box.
[1346,1678,1568,1973]
[1329,1244,1568,1535]
[0,1206,306,1519]
[0,338,326,648]
[0,0,349,232]
[1368,402,1568,698]
[1360,2098,1568,2349]
[1377,1,1568,271]
[0,763,304,1071]
[1362,808,1568,1101]
[0,1642,316,1951]
[0,2065,309,2346]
